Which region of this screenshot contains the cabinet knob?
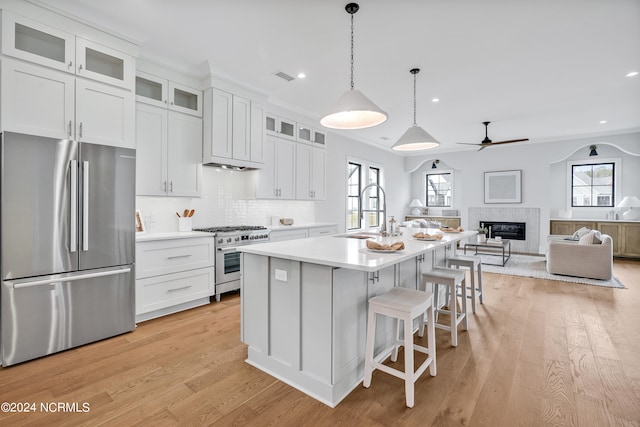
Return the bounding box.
[68,61,73,69]
[78,64,83,72]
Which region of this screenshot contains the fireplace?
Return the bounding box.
[480,221,526,241]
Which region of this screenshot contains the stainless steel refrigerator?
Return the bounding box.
[1,132,135,366]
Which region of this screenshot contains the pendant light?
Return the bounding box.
[320,3,387,130]
[392,68,440,151]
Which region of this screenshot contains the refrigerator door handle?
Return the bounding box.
[82,161,89,251]
[11,267,132,289]
[70,160,78,253]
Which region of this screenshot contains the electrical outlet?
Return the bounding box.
[275,269,287,281]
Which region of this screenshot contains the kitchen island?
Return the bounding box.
[239,230,475,407]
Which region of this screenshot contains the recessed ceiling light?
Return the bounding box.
[599,120,607,124]
[626,71,638,77]
[432,98,440,103]
[297,72,306,79]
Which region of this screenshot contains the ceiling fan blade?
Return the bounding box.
[456,142,483,146]
[489,138,529,145]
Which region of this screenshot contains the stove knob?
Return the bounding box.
[235,237,240,242]
[249,235,254,240]
[227,237,232,242]
[217,238,223,244]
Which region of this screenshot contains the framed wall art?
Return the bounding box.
[484,170,522,203]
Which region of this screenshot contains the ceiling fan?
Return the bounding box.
[457,121,529,151]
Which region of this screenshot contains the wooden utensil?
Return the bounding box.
[183,209,189,218]
[176,212,181,218]
[188,209,195,217]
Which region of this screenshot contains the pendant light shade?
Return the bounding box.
[392,68,440,151]
[320,89,388,129]
[320,3,387,130]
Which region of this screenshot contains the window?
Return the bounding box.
[347,162,361,230]
[347,160,384,230]
[367,167,381,227]
[571,162,615,207]
[425,172,452,207]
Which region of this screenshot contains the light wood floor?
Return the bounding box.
[1,259,639,426]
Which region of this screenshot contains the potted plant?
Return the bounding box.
[476,226,488,243]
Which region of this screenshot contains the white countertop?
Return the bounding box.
[135,231,213,242]
[550,218,640,223]
[240,230,477,272]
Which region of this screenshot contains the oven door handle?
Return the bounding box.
[218,247,239,252]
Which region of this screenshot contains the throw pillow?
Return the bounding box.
[578,231,595,245]
[592,230,603,244]
[572,227,591,240]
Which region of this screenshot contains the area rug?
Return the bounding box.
[458,253,625,289]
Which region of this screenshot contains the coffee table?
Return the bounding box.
[463,239,511,266]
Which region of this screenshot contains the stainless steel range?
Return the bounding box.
[193,225,269,302]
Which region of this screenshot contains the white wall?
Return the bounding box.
[313,132,409,233]
[406,132,640,253]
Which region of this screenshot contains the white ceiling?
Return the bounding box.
[39,0,640,154]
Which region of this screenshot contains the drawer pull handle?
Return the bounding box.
[167,285,192,293]
[167,254,192,259]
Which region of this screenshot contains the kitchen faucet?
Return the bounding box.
[359,183,388,236]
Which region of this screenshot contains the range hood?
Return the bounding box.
[202,155,262,171]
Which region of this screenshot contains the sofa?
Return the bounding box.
[546,233,613,280]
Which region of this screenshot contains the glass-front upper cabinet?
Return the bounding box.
[1,11,134,90]
[135,71,168,108]
[76,37,133,89]
[135,73,202,117]
[169,81,202,117]
[297,122,326,147]
[266,113,295,140]
[1,11,76,73]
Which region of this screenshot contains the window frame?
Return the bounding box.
[566,157,620,210]
[346,157,384,231]
[423,169,453,208]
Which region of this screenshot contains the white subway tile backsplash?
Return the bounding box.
[136,167,315,233]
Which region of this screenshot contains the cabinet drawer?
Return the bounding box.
[136,267,214,315]
[270,228,309,242]
[309,226,338,237]
[136,237,214,278]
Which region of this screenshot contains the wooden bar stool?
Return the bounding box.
[363,287,437,408]
[421,268,468,347]
[447,254,483,313]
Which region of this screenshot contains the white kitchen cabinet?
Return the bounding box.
[295,144,326,200]
[256,136,296,199]
[0,58,74,139]
[308,225,338,237]
[75,78,135,147]
[135,71,202,117]
[203,87,264,166]
[167,111,202,196]
[136,236,215,322]
[297,122,327,146]
[270,225,338,242]
[2,11,134,90]
[270,228,309,242]
[75,37,134,90]
[135,102,202,196]
[1,58,134,148]
[265,113,296,140]
[1,10,75,74]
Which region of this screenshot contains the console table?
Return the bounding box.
[464,240,511,266]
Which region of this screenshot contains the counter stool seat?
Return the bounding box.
[363,287,436,408]
[421,268,468,347]
[447,254,483,313]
